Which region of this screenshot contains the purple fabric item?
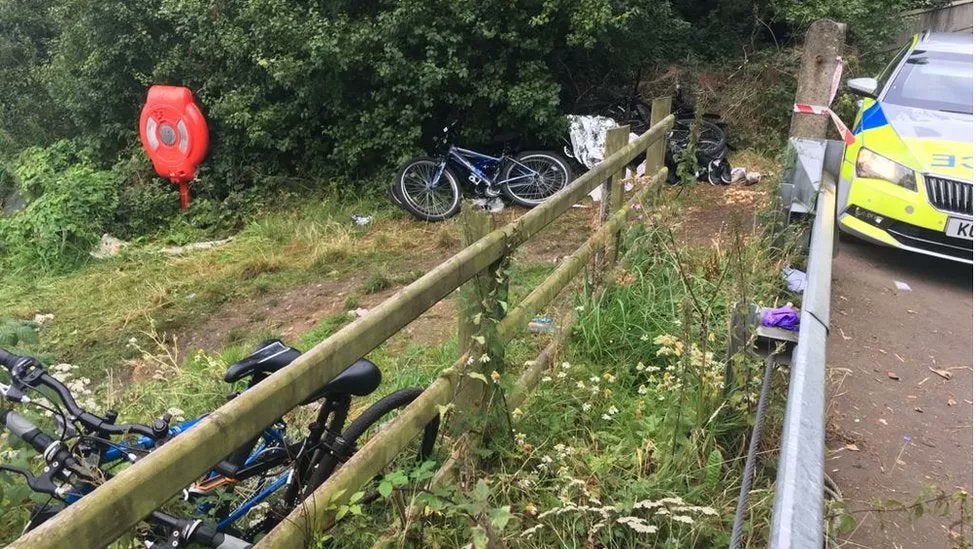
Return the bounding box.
[761,305,800,331]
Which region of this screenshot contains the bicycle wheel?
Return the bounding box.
[500,151,572,207]
[394,157,462,221]
[301,388,440,502]
[667,119,726,159]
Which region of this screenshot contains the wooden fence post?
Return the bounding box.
[647,96,673,204]
[599,126,630,268]
[789,19,847,139]
[456,206,494,418]
[455,206,511,457]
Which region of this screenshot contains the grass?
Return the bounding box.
[0,193,464,377]
[324,183,801,547]
[0,162,797,546]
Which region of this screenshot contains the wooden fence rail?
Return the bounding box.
[12,101,674,549]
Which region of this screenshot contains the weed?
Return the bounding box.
[364,272,393,294]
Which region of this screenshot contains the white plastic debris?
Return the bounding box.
[160,237,234,256]
[472,197,505,213]
[33,313,55,325]
[90,234,129,259]
[894,280,912,291]
[781,267,807,294]
[731,167,748,184]
[351,214,373,226]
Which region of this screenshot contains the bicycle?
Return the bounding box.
[0,340,440,546]
[391,122,573,221]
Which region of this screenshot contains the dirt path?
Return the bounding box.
[826,237,973,548]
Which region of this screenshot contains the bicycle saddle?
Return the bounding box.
[224,340,382,399]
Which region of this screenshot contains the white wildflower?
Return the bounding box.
[617,516,658,534]
[589,376,600,383]
[673,515,694,524]
[541,376,552,383]
[581,402,592,412]
[576,380,586,389]
[637,385,648,395]
[561,362,571,370]
[479,353,491,363]
[520,524,543,538]
[556,371,567,379]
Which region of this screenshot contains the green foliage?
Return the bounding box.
[0,0,925,267]
[0,317,38,348]
[0,143,119,271]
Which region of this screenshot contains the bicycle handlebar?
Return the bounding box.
[0,348,158,439]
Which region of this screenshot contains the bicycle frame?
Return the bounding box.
[66,399,347,533]
[434,145,541,190]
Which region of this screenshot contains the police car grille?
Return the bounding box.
[924,176,973,216]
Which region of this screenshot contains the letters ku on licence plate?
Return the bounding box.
[945,217,974,240]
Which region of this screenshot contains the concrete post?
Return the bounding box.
[789,19,848,139]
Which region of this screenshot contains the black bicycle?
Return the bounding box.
[0,340,439,546]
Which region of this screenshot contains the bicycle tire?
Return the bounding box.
[301,388,440,502]
[667,119,726,159]
[500,151,572,207]
[394,157,462,222]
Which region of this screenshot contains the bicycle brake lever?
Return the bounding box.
[0,464,58,496]
[0,382,30,403]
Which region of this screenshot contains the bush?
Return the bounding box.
[0,143,118,270]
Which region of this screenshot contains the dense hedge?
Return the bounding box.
[0,0,932,269]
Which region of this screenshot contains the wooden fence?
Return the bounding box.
[11,98,674,549]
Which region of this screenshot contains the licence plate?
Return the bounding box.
[945,217,974,240]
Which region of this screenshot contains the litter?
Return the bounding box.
[781,266,807,293]
[161,237,234,256]
[894,280,911,291]
[730,167,762,186]
[471,197,505,213]
[527,316,556,334]
[90,234,129,259]
[348,308,369,318]
[761,304,800,331]
[32,313,54,325]
[566,115,648,201]
[351,214,373,226]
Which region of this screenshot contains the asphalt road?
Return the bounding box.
[826,236,973,548]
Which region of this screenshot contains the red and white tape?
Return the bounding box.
[794,103,856,145]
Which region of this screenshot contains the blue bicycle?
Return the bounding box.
[391,123,572,221]
[0,341,439,546]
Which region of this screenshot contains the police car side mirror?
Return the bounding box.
[847,77,878,99]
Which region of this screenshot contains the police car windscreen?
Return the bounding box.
[885,51,973,115]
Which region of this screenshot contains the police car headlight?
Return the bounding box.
[856,148,917,191]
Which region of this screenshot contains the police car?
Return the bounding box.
[837,32,973,263]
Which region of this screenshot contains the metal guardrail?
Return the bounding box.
[768,138,843,548]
